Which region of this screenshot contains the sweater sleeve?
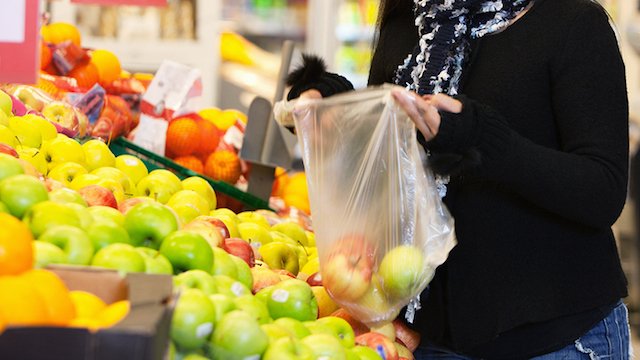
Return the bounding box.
[426,4,629,229]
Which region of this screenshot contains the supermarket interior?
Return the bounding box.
[1,0,640,359]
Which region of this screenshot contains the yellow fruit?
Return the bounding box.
[22,269,75,326]
[95,300,130,329]
[69,290,107,319]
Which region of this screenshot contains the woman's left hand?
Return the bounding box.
[391,89,463,142]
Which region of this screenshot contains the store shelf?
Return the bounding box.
[336,24,375,43]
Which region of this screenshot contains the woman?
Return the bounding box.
[284,0,631,358]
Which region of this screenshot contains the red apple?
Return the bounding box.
[306,271,323,287]
[393,319,421,352]
[118,197,153,214]
[193,215,230,239]
[330,308,369,336]
[78,185,118,208]
[355,332,399,360]
[275,269,296,279]
[183,219,225,248]
[221,237,255,267]
[44,178,65,192]
[250,266,282,294]
[322,234,377,302]
[0,143,18,158]
[395,342,415,360]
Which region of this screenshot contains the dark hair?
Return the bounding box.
[377,0,402,29]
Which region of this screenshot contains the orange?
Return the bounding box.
[22,269,75,326]
[40,42,52,70]
[69,290,107,319]
[283,193,310,215]
[94,300,130,329]
[0,275,49,326]
[195,118,221,155]
[174,155,204,173]
[271,167,290,197]
[67,62,100,89]
[90,49,122,86]
[0,213,34,276]
[41,22,81,47]
[0,314,5,333]
[204,150,242,185]
[165,117,200,156]
[283,172,309,199]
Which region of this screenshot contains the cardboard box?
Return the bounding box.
[0,266,174,360]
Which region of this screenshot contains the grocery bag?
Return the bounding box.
[291,85,456,326]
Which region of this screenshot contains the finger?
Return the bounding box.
[430,93,462,113]
[391,90,436,140]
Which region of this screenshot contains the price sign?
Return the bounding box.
[0,0,40,84]
[71,0,168,6]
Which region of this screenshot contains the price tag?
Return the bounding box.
[0,0,40,84]
[71,0,168,6]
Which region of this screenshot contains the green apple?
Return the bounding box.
[171,288,216,352]
[350,345,382,360]
[182,354,209,360]
[255,285,274,304]
[0,174,48,217]
[115,155,148,184]
[40,135,85,170]
[33,240,67,268]
[211,274,251,298]
[93,178,125,205]
[378,245,425,300]
[270,231,308,269]
[233,294,272,324]
[210,214,240,238]
[260,323,290,342]
[266,279,318,322]
[237,211,271,228]
[260,242,300,275]
[0,111,8,127]
[135,247,173,275]
[171,204,201,226]
[316,316,356,348]
[264,337,315,360]
[87,220,131,251]
[182,220,225,248]
[149,169,183,189]
[69,173,101,190]
[273,317,310,339]
[182,176,216,210]
[229,255,252,290]
[0,125,17,147]
[0,91,12,116]
[91,243,146,273]
[136,173,181,204]
[29,116,57,142]
[39,225,94,265]
[87,205,125,226]
[251,266,282,294]
[24,201,81,237]
[0,201,7,213]
[208,293,236,324]
[238,222,273,247]
[304,319,333,336]
[211,246,238,279]
[167,190,209,216]
[159,231,213,273]
[0,153,24,181]
[82,139,115,171]
[47,162,88,188]
[209,310,269,360]
[63,202,94,229]
[174,269,217,295]
[305,231,316,247]
[271,221,309,246]
[90,167,135,198]
[9,115,42,148]
[49,188,88,206]
[301,334,348,360]
[124,202,179,248]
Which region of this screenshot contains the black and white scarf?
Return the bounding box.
[395,0,532,95]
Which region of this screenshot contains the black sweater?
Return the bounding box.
[368,0,629,358]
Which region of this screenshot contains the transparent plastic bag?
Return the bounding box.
[291,85,456,327]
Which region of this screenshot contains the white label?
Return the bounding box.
[223,126,245,151]
[242,356,260,360]
[271,289,289,303]
[131,114,169,156]
[231,282,245,296]
[195,322,213,339]
[142,60,202,114]
[0,0,26,43]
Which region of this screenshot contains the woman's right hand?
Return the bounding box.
[391,89,462,142]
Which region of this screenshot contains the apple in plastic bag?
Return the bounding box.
[378,244,426,300]
[322,234,376,302]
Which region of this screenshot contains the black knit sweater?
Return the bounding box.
[368,0,629,357]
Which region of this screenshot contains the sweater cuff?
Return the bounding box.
[423,96,514,175]
[287,72,354,100]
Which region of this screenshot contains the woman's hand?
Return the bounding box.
[391,90,462,141]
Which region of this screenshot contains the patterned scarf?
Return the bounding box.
[395,0,532,95]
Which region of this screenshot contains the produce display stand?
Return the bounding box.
[0,266,174,360]
[109,136,272,211]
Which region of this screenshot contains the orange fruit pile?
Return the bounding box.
[204,150,242,185]
[174,155,204,173]
[40,22,81,47]
[281,172,311,214]
[166,117,201,156]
